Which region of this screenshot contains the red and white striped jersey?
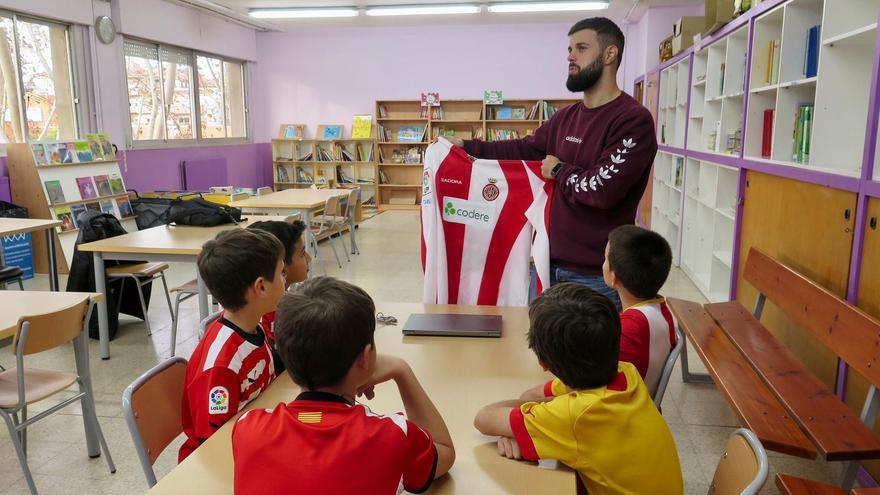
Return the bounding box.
[232,391,437,495]
[421,138,553,306]
[619,298,676,396]
[179,316,275,462]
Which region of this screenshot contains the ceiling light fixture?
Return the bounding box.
[365,4,481,16]
[487,1,609,13]
[248,7,360,19]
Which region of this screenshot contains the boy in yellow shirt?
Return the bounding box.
[474,283,683,494]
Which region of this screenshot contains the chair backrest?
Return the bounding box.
[198,310,223,340]
[653,325,684,408]
[708,428,768,495]
[122,357,188,487]
[342,188,359,221]
[743,248,880,388]
[256,187,273,196]
[230,192,251,202]
[14,297,91,355]
[323,195,341,220]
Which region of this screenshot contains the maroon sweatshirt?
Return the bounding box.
[464,93,657,276]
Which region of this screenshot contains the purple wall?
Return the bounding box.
[118,142,272,192]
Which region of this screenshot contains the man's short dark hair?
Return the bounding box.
[197,229,283,312]
[248,220,306,266]
[568,17,625,69]
[528,283,620,389]
[275,277,376,390]
[607,225,672,299]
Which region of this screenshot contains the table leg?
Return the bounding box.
[93,252,110,360]
[45,229,58,291]
[73,331,99,457]
[197,270,209,321]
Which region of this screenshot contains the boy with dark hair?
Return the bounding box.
[232,277,456,494]
[178,228,287,462]
[474,283,682,494]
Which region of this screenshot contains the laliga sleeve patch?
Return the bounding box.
[208,386,230,415]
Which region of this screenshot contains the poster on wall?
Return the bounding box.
[2,232,34,280]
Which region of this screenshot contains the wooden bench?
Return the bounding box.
[668,248,880,489]
[776,474,880,494]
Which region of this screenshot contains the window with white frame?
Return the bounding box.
[0,12,77,143]
[124,39,248,144]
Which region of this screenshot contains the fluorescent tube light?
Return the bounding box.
[365,4,481,16]
[249,8,360,19]
[488,1,609,13]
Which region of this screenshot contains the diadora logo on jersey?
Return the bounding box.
[440,177,463,185]
[422,170,432,196]
[565,136,583,144]
[208,386,229,415]
[482,178,500,201]
[442,197,494,227]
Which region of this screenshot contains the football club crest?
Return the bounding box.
[482,178,500,202]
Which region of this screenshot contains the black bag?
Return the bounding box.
[0,200,28,219]
[129,191,201,230]
[162,197,243,227]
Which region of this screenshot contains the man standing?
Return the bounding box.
[446,17,657,309]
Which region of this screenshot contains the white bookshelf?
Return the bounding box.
[650,152,684,264]
[657,58,690,148]
[680,159,739,302]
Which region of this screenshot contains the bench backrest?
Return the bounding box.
[744,248,880,389]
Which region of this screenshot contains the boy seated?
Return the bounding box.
[247,219,311,347]
[178,229,287,462]
[474,283,683,494]
[232,277,456,494]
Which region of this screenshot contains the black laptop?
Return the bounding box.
[402,313,502,337]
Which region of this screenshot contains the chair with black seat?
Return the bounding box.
[0,265,24,290]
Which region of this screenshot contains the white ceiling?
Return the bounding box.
[203,0,702,30]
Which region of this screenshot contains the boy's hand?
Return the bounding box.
[497,437,522,460]
[357,354,409,399]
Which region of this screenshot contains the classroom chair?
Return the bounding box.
[256,186,273,196]
[309,194,345,274]
[122,357,187,488]
[230,192,251,202]
[198,310,223,340]
[0,264,24,290]
[653,326,685,408]
[709,428,768,495]
[168,279,218,356]
[0,297,116,495]
[106,262,174,336]
[341,188,361,258]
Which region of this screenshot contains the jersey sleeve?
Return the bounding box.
[509,398,577,464]
[400,419,439,494]
[544,378,570,397]
[619,310,651,380]
[186,367,242,445]
[554,107,657,209]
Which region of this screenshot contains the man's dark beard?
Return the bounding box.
[566,55,604,92]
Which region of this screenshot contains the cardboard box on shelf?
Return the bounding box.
[659,35,674,63]
[704,0,736,34]
[674,16,704,37]
[672,33,695,55]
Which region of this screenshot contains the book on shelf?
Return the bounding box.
[355,143,373,161]
[793,104,813,163]
[117,197,133,218]
[336,166,354,184]
[45,143,64,164]
[351,115,373,139]
[75,141,93,162]
[334,143,355,161]
[44,180,65,204]
[93,175,112,197]
[54,206,75,232]
[70,204,87,226]
[543,101,564,120]
[277,165,290,182]
[421,106,444,119]
[86,134,105,160]
[61,143,78,163]
[76,176,97,199]
[378,170,389,184]
[296,167,314,183]
[404,147,422,164]
[762,109,774,158]
[804,25,820,79]
[719,63,726,94]
[391,149,405,163]
[526,101,541,120]
[100,200,115,215]
[487,128,530,141]
[322,125,343,140]
[397,124,427,142]
[296,150,313,161]
[378,104,388,118]
[765,39,781,85]
[109,173,125,195]
[97,132,114,158]
[85,201,101,212]
[673,158,683,188]
[32,144,48,166]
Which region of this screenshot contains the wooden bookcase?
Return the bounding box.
[6,143,138,273]
[374,97,579,210]
[271,136,377,210]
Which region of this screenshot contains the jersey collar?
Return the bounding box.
[295,391,353,406]
[623,295,666,311]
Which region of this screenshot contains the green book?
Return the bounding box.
[802,106,813,163]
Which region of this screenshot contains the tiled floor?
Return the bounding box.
[0,210,842,494]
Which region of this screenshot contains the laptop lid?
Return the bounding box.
[402,313,502,338]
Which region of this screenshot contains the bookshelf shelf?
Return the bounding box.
[693,79,707,87]
[823,23,877,46]
[38,159,119,169]
[750,83,779,94]
[51,193,131,208]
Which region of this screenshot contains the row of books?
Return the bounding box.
[486,105,530,120]
[486,128,533,141]
[377,123,428,143]
[53,197,134,232]
[419,106,445,119]
[32,133,115,166]
[792,104,813,164]
[432,127,483,140]
[44,174,126,205]
[379,146,423,164]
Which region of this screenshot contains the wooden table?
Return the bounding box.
[77,216,289,359]
[0,291,104,456]
[0,218,62,291]
[229,188,355,256]
[147,303,576,494]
